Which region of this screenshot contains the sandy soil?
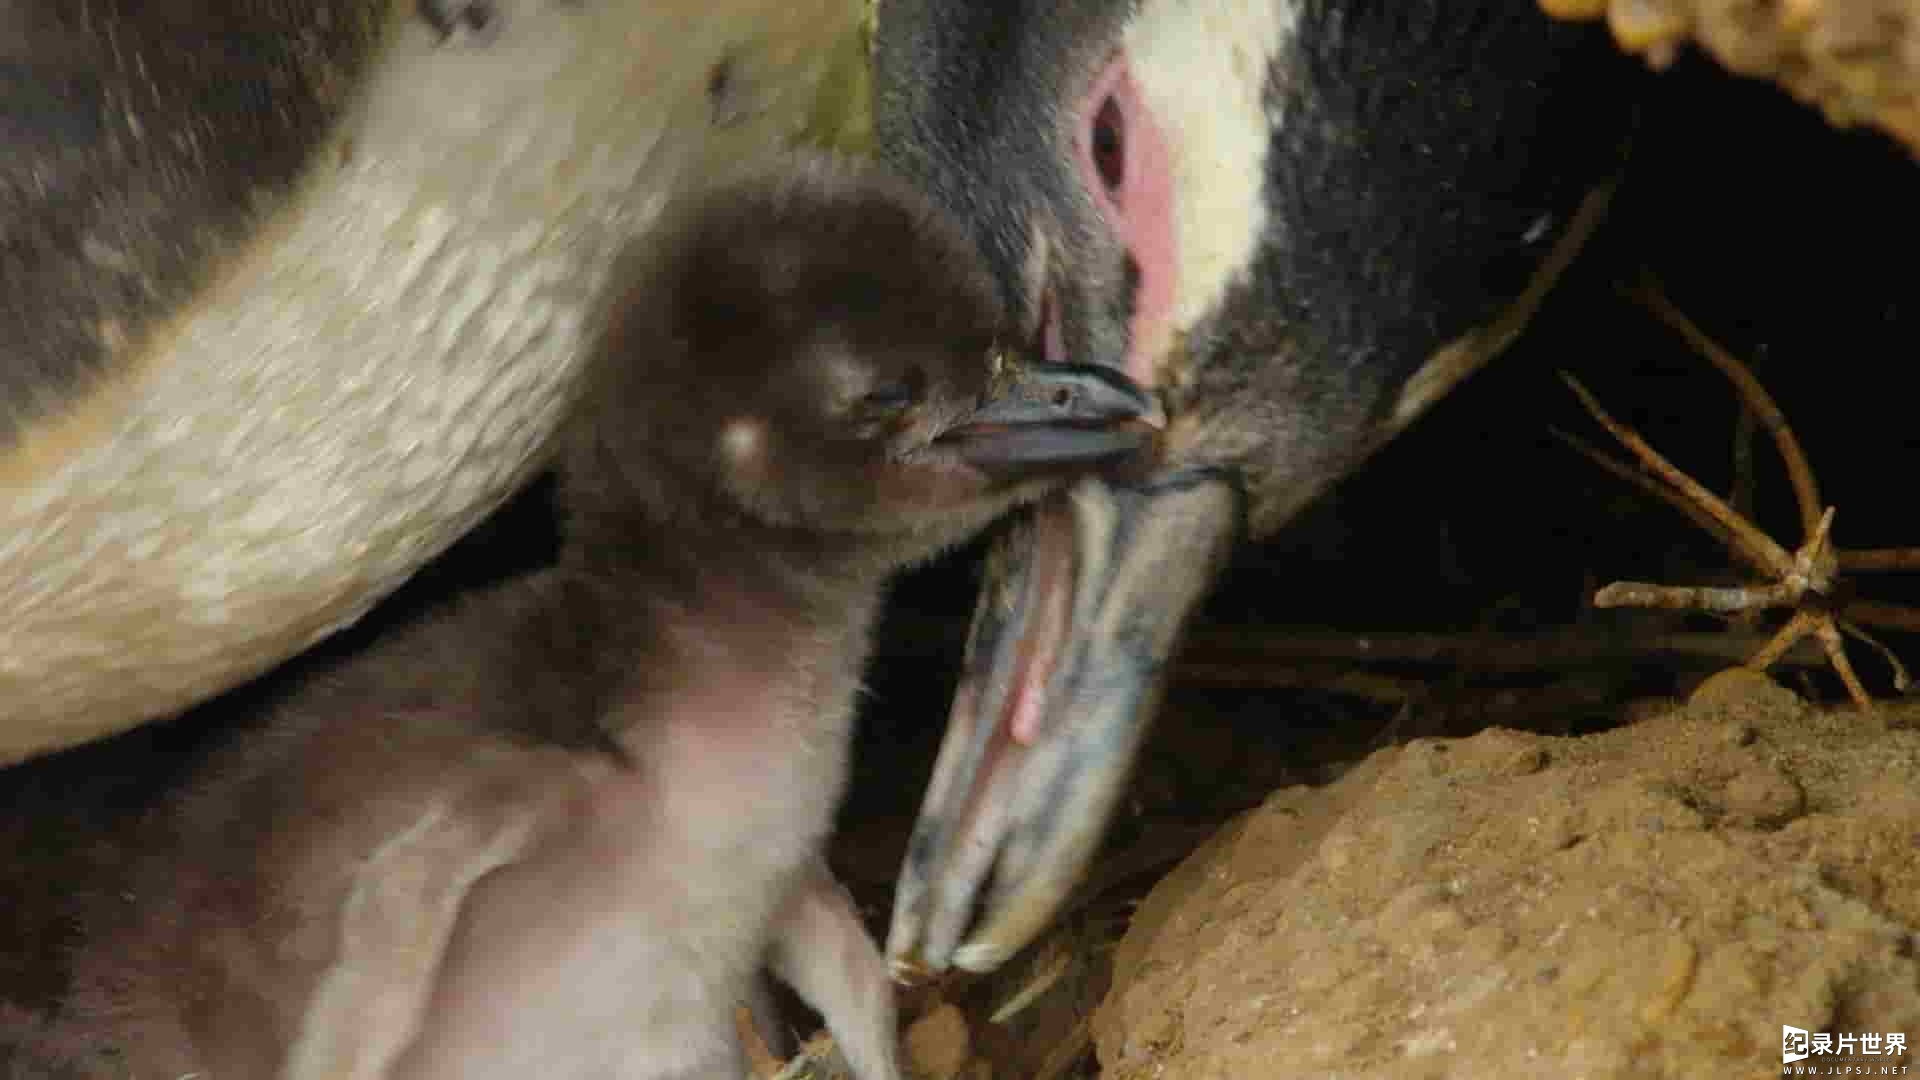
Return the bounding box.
[1544,0,1920,155]
[1093,671,1920,1078]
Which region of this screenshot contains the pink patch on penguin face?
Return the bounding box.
[1072,52,1177,389]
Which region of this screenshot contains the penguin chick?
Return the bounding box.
[15,156,1154,1080]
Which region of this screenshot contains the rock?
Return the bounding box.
[1545,0,1920,156]
[1095,679,1920,1077]
[905,1002,972,1080]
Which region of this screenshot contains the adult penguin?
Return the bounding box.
[876,0,1641,975]
[0,0,872,762]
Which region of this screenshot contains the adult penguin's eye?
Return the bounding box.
[1091,95,1125,197]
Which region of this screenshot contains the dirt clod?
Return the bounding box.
[905,1002,972,1080]
[1095,677,1920,1077]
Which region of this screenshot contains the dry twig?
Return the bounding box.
[887,616,1832,691]
[767,1031,856,1080]
[1556,279,1920,706]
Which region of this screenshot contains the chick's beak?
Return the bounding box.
[933,362,1163,476]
